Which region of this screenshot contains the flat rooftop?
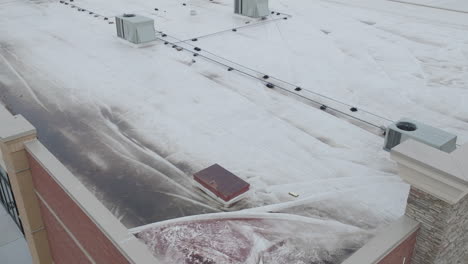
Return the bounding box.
[0,0,467,262]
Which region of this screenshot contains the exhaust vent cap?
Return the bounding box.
[396,122,417,132]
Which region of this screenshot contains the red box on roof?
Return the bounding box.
[193,164,250,202]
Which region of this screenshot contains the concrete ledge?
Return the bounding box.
[25,140,157,264]
[0,105,35,143]
[0,146,5,170]
[391,140,468,204]
[0,105,35,170]
[342,216,420,264]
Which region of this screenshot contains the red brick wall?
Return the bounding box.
[38,199,91,264]
[377,230,418,264]
[27,153,130,264]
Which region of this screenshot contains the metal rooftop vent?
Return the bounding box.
[193,164,250,207]
[234,0,269,18]
[115,14,156,44]
[384,118,457,153]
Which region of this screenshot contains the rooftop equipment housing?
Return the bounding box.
[384,118,457,153]
[193,164,250,207]
[234,0,269,18]
[115,14,156,44]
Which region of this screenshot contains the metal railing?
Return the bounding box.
[0,166,24,234]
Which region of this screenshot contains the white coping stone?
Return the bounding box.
[0,148,5,171]
[0,105,36,143]
[391,139,468,205]
[0,104,35,171]
[24,140,158,264]
[342,216,420,264]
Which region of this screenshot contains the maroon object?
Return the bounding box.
[194,164,250,202]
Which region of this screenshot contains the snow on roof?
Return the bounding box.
[0,0,467,262]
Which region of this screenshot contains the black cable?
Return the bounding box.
[387,0,468,15]
[60,1,390,132]
[158,35,383,130]
[164,30,394,124]
[61,0,111,19]
[175,15,291,43]
[65,0,390,125]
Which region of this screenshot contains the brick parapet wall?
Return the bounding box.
[376,230,417,264]
[37,199,91,263]
[342,216,419,264]
[24,139,159,264]
[0,106,157,264]
[28,152,130,264]
[406,186,468,264]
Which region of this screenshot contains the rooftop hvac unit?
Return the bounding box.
[115,14,156,44]
[384,118,457,153]
[234,0,269,18]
